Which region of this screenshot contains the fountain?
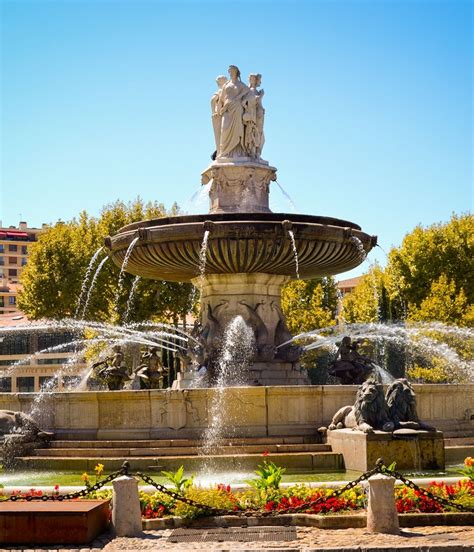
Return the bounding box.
[105,65,377,387]
[1,66,471,478]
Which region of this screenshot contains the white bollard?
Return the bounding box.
[112,475,143,536]
[366,473,400,534]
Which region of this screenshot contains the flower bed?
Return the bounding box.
[1,458,473,521]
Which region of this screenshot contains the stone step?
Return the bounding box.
[445,444,474,463]
[50,436,319,448]
[444,437,474,446]
[17,451,344,472]
[37,443,332,457]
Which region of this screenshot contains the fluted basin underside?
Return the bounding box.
[108,213,376,281]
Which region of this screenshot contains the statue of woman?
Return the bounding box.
[218,65,249,158]
[242,74,265,158]
[211,75,227,155]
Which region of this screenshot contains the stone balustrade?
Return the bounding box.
[0,384,472,440]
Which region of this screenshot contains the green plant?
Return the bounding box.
[161,465,194,494]
[246,461,286,494]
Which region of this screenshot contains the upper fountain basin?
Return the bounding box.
[106,213,376,282]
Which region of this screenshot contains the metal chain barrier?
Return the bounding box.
[7,465,127,502]
[4,459,473,514]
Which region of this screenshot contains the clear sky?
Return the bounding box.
[1,0,472,277]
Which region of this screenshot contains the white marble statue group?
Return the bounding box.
[211,65,265,160]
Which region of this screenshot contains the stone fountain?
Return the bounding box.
[106,65,377,387]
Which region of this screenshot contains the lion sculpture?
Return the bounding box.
[327,380,395,433]
[0,410,53,466]
[386,378,435,431]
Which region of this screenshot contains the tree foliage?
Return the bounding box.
[342,214,473,327]
[18,198,195,325]
[281,277,338,334]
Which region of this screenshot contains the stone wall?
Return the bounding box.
[0,384,472,440]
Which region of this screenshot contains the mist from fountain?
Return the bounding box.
[276,321,474,382]
[74,247,104,317]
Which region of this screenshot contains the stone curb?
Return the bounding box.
[142,512,474,531]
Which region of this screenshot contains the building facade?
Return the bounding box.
[0,221,45,315]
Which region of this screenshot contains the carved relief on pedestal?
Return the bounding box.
[189,274,302,368]
[158,390,200,431]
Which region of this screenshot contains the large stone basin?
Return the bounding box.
[106,212,377,281]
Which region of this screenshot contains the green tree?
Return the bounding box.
[341,264,391,323]
[343,214,473,327]
[18,198,195,325]
[387,213,474,312]
[409,274,472,326]
[281,277,338,334]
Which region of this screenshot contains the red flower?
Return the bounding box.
[262,450,270,457]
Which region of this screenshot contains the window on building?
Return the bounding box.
[0,245,4,253]
[21,246,28,255]
[8,244,17,252]
[0,377,12,392]
[39,376,57,391]
[8,269,17,277]
[8,257,17,265]
[21,258,27,266]
[9,296,16,305]
[0,298,4,307]
[37,358,68,365]
[0,257,4,265]
[38,332,77,353]
[0,334,30,355]
[17,377,35,392]
[0,359,29,366]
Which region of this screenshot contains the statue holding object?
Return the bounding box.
[211,66,266,160]
[134,346,167,389]
[92,345,130,391]
[328,336,374,384]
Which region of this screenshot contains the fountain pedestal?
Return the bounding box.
[327,428,445,472]
[202,160,276,214]
[179,273,309,387]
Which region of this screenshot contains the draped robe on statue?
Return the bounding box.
[219,80,249,158]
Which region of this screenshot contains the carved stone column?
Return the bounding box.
[189,273,309,386]
[201,161,277,214]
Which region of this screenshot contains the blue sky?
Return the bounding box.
[1,0,472,277]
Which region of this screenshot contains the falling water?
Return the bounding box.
[288,230,300,279]
[275,180,297,212]
[351,235,367,261]
[81,256,109,318]
[74,247,104,317]
[185,182,212,214]
[198,230,210,295]
[123,276,141,323]
[201,316,255,472]
[114,236,140,311]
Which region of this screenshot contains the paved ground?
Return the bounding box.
[1,525,473,551]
